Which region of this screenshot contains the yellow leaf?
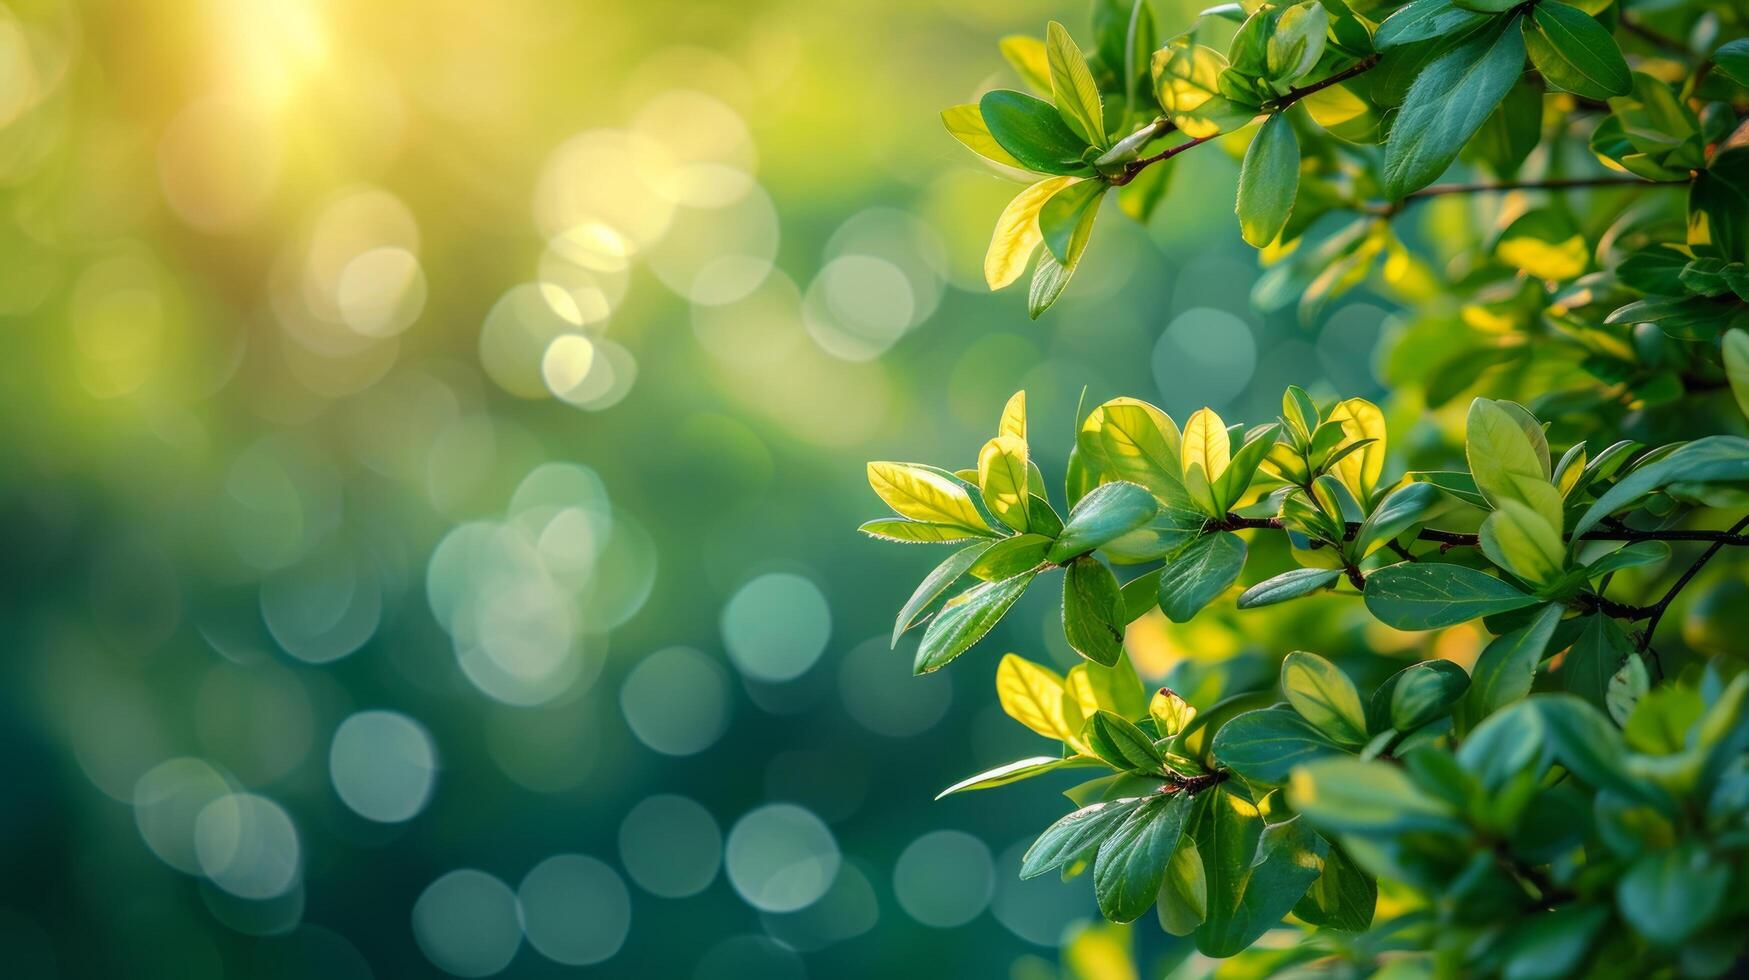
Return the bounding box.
[978,434,1032,532]
[998,389,1027,441]
[999,35,1052,96]
[1326,398,1385,503]
[995,654,1074,742]
[866,462,991,531]
[985,176,1081,290]
[1181,408,1229,512]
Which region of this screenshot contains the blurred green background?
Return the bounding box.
[0,0,1408,976]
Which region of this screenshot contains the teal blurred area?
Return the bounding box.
[0,0,1396,976]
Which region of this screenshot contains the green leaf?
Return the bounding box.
[936,756,1094,799]
[1364,562,1539,630]
[1064,557,1128,667]
[1156,532,1247,622]
[1561,613,1631,711]
[1280,651,1368,747]
[1498,905,1609,980]
[1408,470,1488,509]
[1027,192,1103,318]
[1466,398,1561,530]
[1572,437,1749,536]
[1373,0,1488,51]
[1692,148,1749,263]
[1535,694,1667,806]
[1463,603,1563,724]
[1045,21,1107,148]
[1265,2,1328,86]
[1382,20,1527,199]
[1157,837,1208,935]
[914,571,1038,674]
[1479,500,1565,587]
[1457,699,1550,791]
[1039,178,1105,267]
[1086,710,1166,773]
[1522,2,1630,101]
[979,90,1096,176]
[1354,482,1441,559]
[1724,328,1749,422]
[1236,567,1341,609]
[1386,660,1470,730]
[859,519,994,544]
[1048,481,1159,562]
[1236,112,1299,248]
[1583,540,1669,579]
[1196,815,1327,957]
[1715,38,1749,87]
[1287,756,1462,834]
[1211,706,1343,784]
[969,533,1054,581]
[1020,797,1146,879]
[1292,844,1375,932]
[1616,843,1728,945]
[1094,792,1194,922]
[1216,423,1280,513]
[892,540,998,645]
[1189,784,1260,950]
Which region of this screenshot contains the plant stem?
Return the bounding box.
[1263,54,1382,111]
[1111,132,1214,185]
[1619,15,1690,57]
[1635,516,1749,651]
[1361,175,1689,215]
[1112,54,1381,186]
[1217,514,1749,549]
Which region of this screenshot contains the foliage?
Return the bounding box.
[876,0,1749,971]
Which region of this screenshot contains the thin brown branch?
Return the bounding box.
[1636,516,1749,652]
[1361,175,1690,215]
[1111,55,1380,187]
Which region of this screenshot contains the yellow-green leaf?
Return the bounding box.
[941,103,1029,171]
[986,176,1081,290]
[1480,499,1566,586]
[1181,408,1230,514]
[1078,397,1191,509]
[979,434,1032,532]
[867,461,992,531]
[1046,21,1107,148]
[1325,398,1386,503]
[998,389,1027,441]
[1152,41,1255,138]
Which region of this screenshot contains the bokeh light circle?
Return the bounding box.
[620,647,730,756]
[194,793,301,900]
[618,794,722,898]
[411,870,522,978]
[724,803,840,913]
[328,710,438,823]
[517,854,631,966]
[1152,307,1258,411]
[838,635,953,737]
[134,757,232,874]
[892,829,994,928]
[720,572,831,683]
